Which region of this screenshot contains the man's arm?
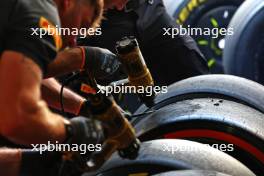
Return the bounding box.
[45,48,84,78]
[0,148,21,176]
[0,51,67,145]
[42,47,121,118]
[46,47,120,79]
[43,48,86,116]
[41,78,85,115]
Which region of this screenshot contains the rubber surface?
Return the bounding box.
[223,0,264,85]
[134,98,264,175]
[83,139,255,176]
[134,75,264,115]
[163,0,244,73]
[168,0,243,25]
[133,75,264,174]
[153,170,231,176]
[163,0,185,17]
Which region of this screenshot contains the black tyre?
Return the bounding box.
[223,0,264,85]
[132,75,264,175]
[135,75,264,114]
[134,98,264,175]
[153,170,231,176]
[84,139,254,176]
[164,0,244,73]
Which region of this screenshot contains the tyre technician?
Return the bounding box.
[79,0,210,85]
[0,0,127,175]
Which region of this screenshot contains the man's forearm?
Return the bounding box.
[45,48,84,78]
[41,78,85,115]
[0,52,68,146]
[0,148,21,176]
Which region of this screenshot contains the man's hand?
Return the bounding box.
[67,116,104,145]
[80,47,121,79]
[18,117,104,176]
[62,117,104,172]
[46,47,121,80]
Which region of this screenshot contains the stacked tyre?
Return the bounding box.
[84,75,264,176]
[223,0,264,85]
[131,75,264,175]
[84,139,255,176]
[164,0,244,73]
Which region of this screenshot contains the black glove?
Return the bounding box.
[20,150,62,176]
[66,116,104,145]
[81,46,121,79]
[62,117,104,172]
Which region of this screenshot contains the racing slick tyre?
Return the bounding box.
[153,170,231,176]
[83,139,254,176]
[135,75,264,115]
[132,75,264,175]
[164,0,244,73]
[223,0,264,85]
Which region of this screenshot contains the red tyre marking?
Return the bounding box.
[164,129,264,164]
